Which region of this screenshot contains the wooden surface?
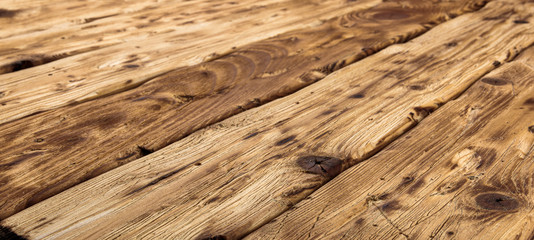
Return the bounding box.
[0,0,380,125]
[2,0,534,239]
[0,0,486,220]
[1,0,534,239]
[247,46,534,240]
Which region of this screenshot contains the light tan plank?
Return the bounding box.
[2,1,533,239]
[0,1,153,38]
[0,0,381,124]
[0,0,485,220]
[247,46,534,240]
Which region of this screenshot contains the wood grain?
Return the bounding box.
[0,0,195,37]
[246,46,534,240]
[0,0,277,73]
[0,0,156,38]
[2,1,532,239]
[0,0,486,220]
[0,0,382,124]
[0,0,365,74]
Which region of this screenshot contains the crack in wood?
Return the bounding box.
[372,202,409,239]
[306,205,327,239]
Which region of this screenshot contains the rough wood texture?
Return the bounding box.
[247,46,534,240]
[0,0,166,38]
[3,1,532,239]
[0,0,485,220]
[0,0,382,125]
[0,0,371,74]
[0,0,286,73]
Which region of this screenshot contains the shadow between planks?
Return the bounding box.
[0,0,487,220]
[1,0,533,239]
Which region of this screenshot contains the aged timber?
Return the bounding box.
[0,0,486,219]
[1,1,532,239]
[247,46,534,240]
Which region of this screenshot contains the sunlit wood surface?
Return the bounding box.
[1,0,534,239]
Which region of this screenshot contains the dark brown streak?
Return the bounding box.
[0,225,27,240]
[84,13,120,24]
[127,163,194,195]
[0,8,19,18]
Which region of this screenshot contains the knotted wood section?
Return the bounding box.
[247,46,534,240]
[2,1,532,239]
[0,0,486,220]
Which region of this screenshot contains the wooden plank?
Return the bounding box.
[0,0,382,124]
[2,1,532,239]
[246,46,534,240]
[0,0,362,74]
[0,0,278,72]
[0,0,157,38]
[0,0,485,220]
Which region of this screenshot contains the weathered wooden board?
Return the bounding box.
[0,0,383,124]
[0,0,485,220]
[246,46,534,240]
[2,1,532,239]
[0,0,156,38]
[0,0,281,72]
[0,0,373,74]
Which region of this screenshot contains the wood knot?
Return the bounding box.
[481,77,507,86]
[296,156,342,178]
[409,105,437,121]
[475,193,519,211]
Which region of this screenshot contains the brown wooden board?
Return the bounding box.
[0,0,292,73]
[2,1,532,239]
[0,0,486,220]
[0,0,383,124]
[247,46,534,240]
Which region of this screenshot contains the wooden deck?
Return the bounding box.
[1,0,534,239]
